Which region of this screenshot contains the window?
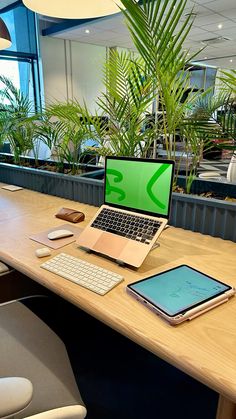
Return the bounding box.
[190,66,217,92]
[0,2,42,111]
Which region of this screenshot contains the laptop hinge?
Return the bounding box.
[151,242,160,251]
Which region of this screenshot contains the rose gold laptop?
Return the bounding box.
[77,157,174,268]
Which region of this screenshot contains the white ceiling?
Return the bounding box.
[47,0,236,69]
[1,0,236,69]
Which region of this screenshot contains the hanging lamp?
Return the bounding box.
[22,0,128,19]
[0,18,12,50]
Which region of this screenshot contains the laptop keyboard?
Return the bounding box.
[91,208,161,244]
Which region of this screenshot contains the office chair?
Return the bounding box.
[0,298,87,419]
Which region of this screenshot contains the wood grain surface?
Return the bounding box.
[1,185,236,419]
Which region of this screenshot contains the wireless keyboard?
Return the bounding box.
[41,253,124,295]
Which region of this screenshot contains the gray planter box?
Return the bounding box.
[170,191,236,242]
[170,175,236,241]
[0,162,103,206]
[1,162,236,242]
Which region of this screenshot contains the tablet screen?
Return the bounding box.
[128,265,231,316]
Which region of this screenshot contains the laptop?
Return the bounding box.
[77,156,175,268]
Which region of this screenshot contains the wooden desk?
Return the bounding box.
[1,186,236,419]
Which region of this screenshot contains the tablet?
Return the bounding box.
[127,265,236,325]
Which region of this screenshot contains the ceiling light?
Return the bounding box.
[204,56,208,59]
[230,59,233,63]
[22,0,135,19]
[0,18,12,50]
[218,23,223,29]
[85,29,90,34]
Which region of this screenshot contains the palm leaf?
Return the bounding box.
[121,0,193,76]
[218,70,236,95]
[97,49,154,157]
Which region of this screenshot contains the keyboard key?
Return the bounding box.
[41,253,123,295]
[91,209,161,244]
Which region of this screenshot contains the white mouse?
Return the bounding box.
[48,229,74,240]
[35,247,51,258]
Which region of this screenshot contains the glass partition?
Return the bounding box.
[0,3,41,110]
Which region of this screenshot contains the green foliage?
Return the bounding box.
[216,72,236,147]
[0,76,98,173]
[188,90,229,121]
[121,0,194,75]
[96,49,154,157]
[0,75,33,114]
[186,76,236,159]
[39,102,91,174]
[218,70,236,95]
[180,91,230,190]
[0,75,37,164]
[120,0,202,163]
[1,0,231,193]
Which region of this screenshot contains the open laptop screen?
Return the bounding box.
[104,157,174,218]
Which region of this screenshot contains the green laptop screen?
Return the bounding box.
[105,158,174,217]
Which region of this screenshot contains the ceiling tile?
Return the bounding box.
[188,26,210,35]
[203,0,236,12]
[193,0,213,4]
[188,32,216,42]
[49,0,236,69]
[200,19,236,32]
[212,27,236,39]
[219,8,236,19]
[193,13,230,26]
[184,3,215,15]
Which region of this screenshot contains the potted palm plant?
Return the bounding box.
[215,70,236,182]
[0,78,104,205]
[0,75,38,165]
[2,0,236,242]
[113,0,236,242]
[96,49,155,158]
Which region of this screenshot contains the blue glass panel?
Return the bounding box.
[205,67,217,91]
[1,5,37,55]
[0,3,41,110]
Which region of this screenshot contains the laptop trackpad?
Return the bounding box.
[93,232,127,259]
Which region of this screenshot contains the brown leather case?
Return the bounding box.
[55,207,85,223]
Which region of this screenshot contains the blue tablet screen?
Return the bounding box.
[129,265,230,316]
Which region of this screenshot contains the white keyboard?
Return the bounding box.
[40,253,124,295]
